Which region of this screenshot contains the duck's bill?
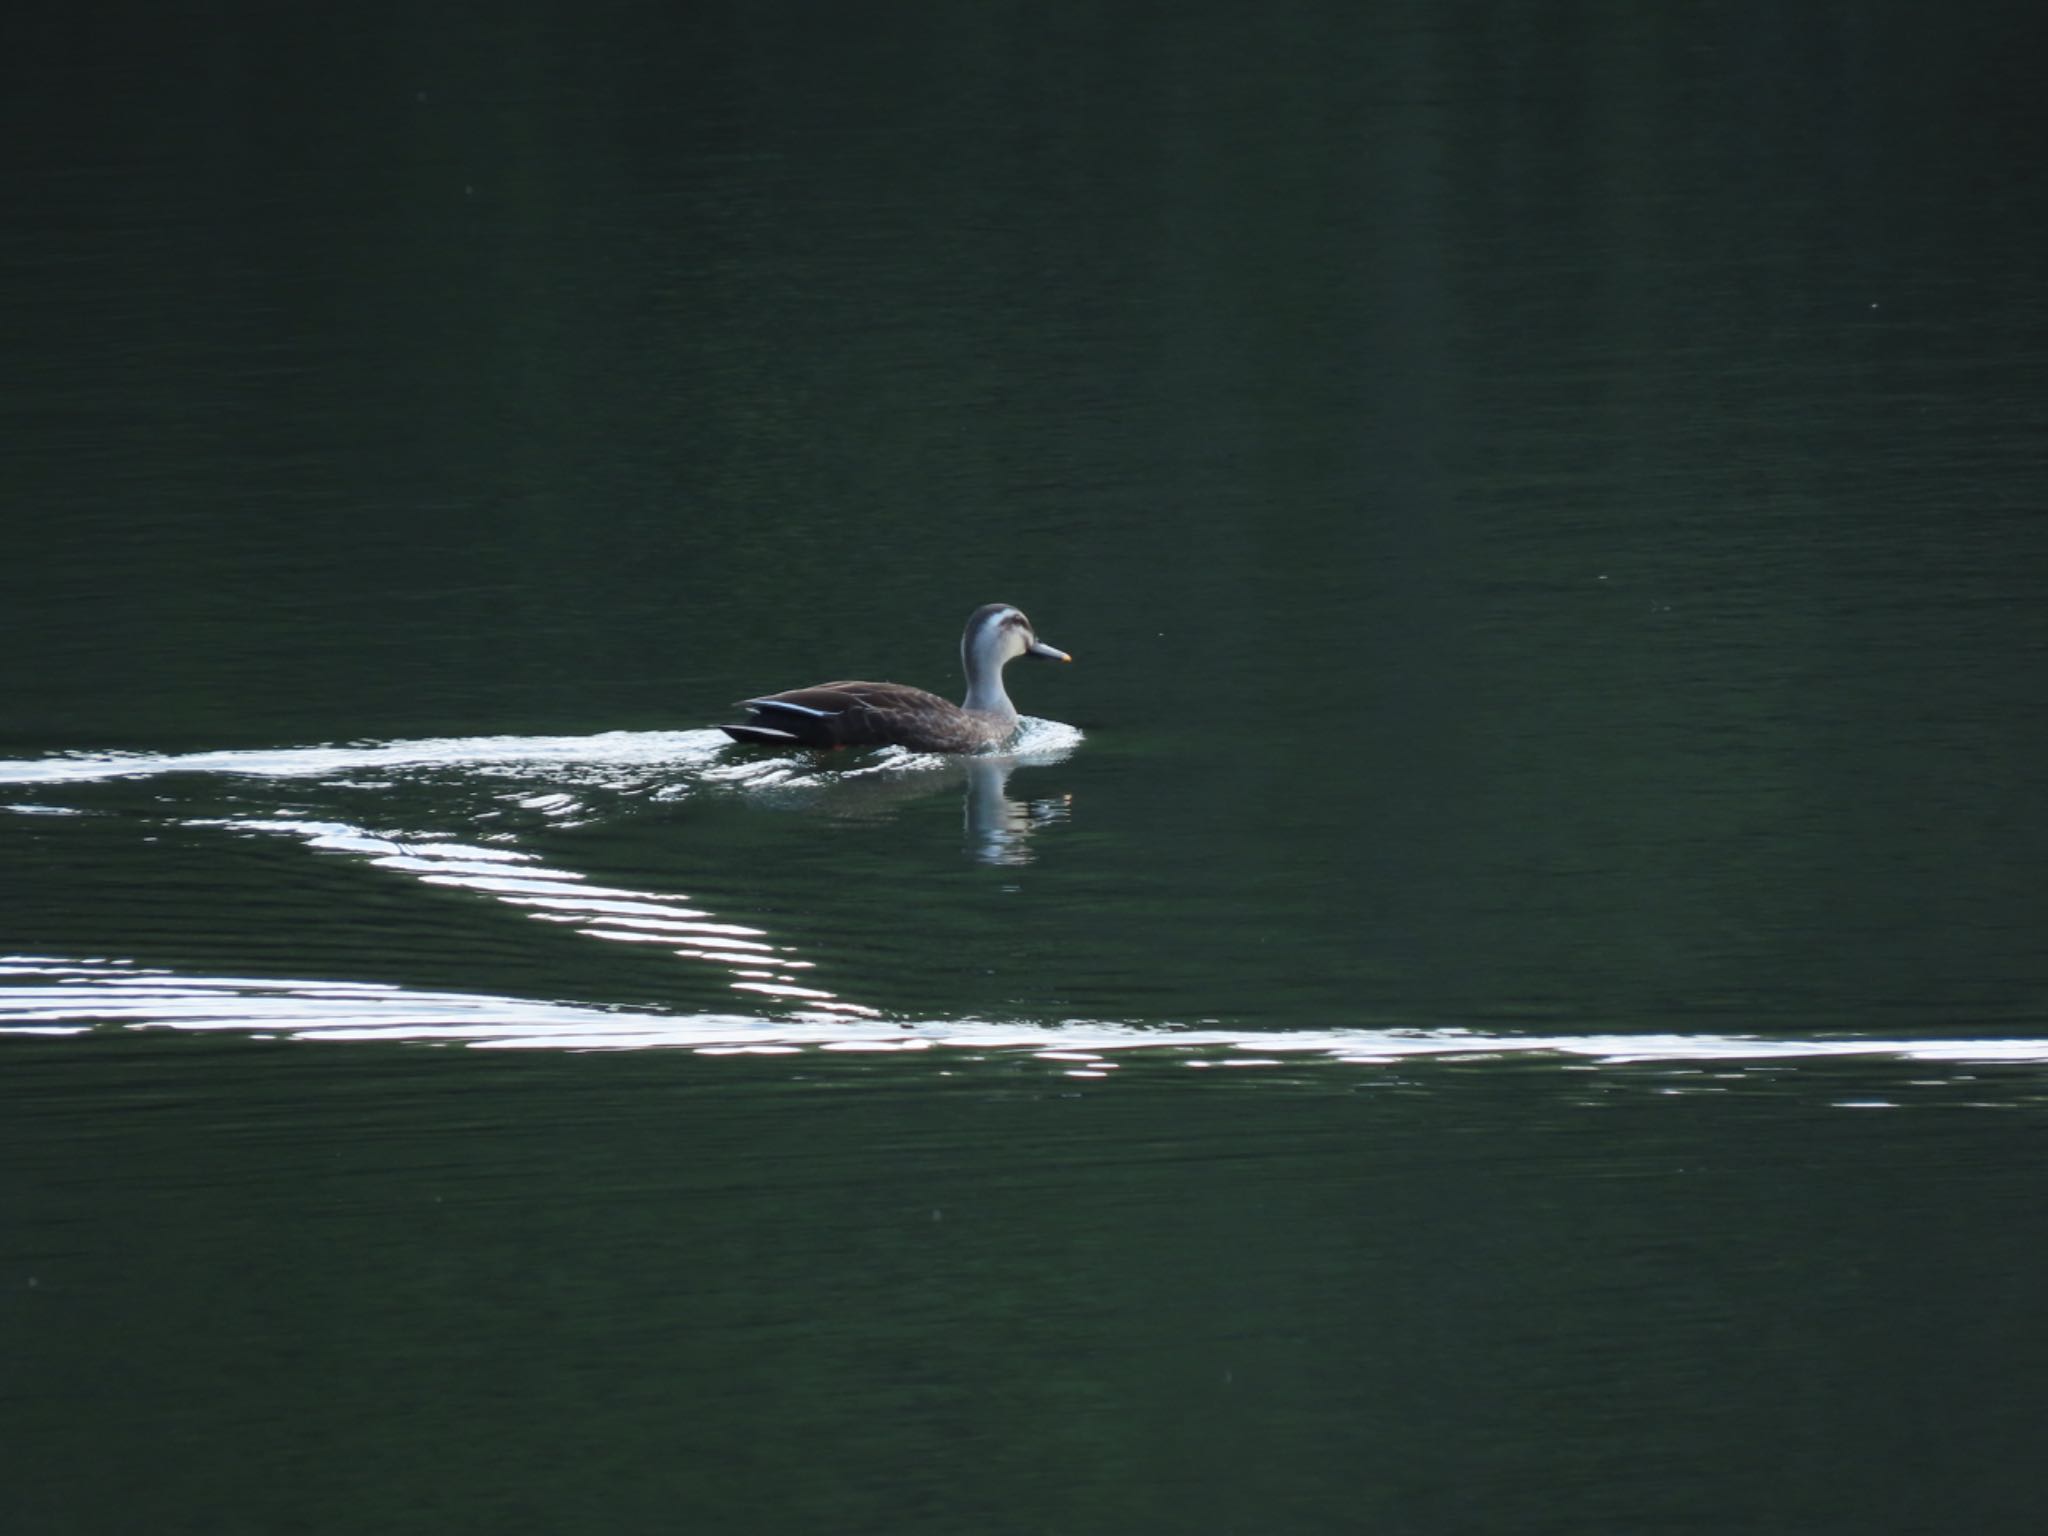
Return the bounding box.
[1028,640,1072,662]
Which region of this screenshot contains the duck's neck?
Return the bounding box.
[961,632,1017,721]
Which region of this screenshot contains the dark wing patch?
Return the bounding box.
[724,681,964,749]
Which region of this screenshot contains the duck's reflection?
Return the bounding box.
[961,755,1072,867]
[715,750,1074,867]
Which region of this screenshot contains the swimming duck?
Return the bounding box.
[720,603,1071,753]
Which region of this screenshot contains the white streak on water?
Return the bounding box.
[0,722,1079,788]
[5,959,2047,1078]
[0,731,731,785]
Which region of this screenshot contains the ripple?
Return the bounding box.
[0,721,1080,788]
[197,814,863,1009]
[0,730,732,786]
[7,958,2048,1087]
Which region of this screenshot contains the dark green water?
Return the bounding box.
[6,3,2048,1531]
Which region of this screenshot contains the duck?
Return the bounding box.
[719,603,1071,753]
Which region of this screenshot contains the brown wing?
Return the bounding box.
[724,681,963,749]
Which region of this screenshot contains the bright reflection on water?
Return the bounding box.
[188,822,854,1009]
[4,725,2047,1094]
[0,731,726,787]
[8,953,2048,1072]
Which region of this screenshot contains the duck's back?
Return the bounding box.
[722,680,1007,752]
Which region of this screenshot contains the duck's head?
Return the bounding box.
[964,603,1071,673]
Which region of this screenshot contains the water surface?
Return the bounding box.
[5,2,2047,1531]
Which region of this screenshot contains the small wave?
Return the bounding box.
[7,958,2047,1075]
[0,730,732,786]
[188,817,871,1012]
[0,720,1082,789]
[1005,717,1086,759]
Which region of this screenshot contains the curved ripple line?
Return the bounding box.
[7,959,2048,1073]
[180,808,870,1012]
